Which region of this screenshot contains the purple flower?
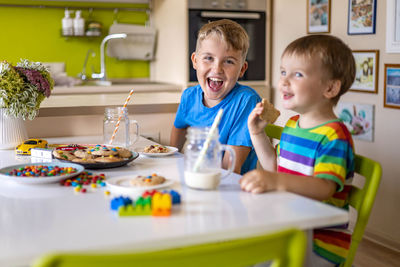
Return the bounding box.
[14,67,51,97]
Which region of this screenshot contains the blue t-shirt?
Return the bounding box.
[174,83,261,174]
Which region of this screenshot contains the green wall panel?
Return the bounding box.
[0,2,150,79]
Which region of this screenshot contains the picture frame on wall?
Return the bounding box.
[386,0,400,53]
[384,64,400,109]
[336,102,375,142]
[351,50,379,93]
[348,0,377,35]
[307,0,331,33]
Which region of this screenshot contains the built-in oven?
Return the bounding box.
[188,0,266,82]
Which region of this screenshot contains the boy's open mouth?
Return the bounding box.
[207,77,224,92]
[282,91,294,100]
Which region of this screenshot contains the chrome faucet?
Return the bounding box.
[78,49,95,81]
[91,33,127,81]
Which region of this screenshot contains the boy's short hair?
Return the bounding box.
[196,19,249,61]
[283,35,355,104]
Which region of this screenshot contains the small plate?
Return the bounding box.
[55,152,139,170]
[140,146,178,157]
[106,176,175,195]
[0,162,84,184]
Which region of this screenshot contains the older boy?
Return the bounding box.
[241,35,356,266]
[170,19,261,174]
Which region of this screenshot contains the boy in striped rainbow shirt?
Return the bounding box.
[240,35,356,266]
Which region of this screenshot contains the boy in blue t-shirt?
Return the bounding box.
[170,19,261,174]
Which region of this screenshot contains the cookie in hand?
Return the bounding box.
[259,98,280,124]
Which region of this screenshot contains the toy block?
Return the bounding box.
[110,196,132,211]
[142,190,158,198]
[118,203,152,216]
[169,190,181,205]
[136,196,152,207]
[152,193,172,216]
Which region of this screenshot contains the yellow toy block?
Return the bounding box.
[152,192,172,216]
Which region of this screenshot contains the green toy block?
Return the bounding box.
[118,203,152,216]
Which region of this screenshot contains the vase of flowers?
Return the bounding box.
[0,59,54,149]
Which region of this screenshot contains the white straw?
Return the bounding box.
[192,109,224,172]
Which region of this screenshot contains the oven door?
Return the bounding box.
[189,9,266,82]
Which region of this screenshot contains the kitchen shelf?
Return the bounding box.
[0,0,150,12]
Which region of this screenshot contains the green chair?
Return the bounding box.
[265,124,382,267]
[33,228,306,267]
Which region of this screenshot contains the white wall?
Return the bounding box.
[272,0,400,250]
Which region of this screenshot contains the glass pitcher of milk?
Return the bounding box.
[184,126,236,190]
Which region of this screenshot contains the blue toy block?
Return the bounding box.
[110,196,132,211]
[169,190,181,204]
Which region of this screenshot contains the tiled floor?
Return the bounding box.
[354,238,400,267]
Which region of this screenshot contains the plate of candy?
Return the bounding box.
[0,162,84,184]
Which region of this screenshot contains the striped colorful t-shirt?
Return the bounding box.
[277,115,355,264]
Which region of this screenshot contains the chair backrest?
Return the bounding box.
[341,154,382,267]
[265,124,382,267]
[33,228,306,267]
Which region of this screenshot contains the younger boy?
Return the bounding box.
[171,19,261,174]
[240,35,356,266]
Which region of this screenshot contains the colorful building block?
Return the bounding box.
[110,196,132,211]
[152,192,172,216]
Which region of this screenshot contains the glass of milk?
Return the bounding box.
[184,126,236,190]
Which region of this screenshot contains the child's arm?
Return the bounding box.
[170,126,187,151]
[239,170,337,201]
[222,145,251,174]
[248,102,277,171]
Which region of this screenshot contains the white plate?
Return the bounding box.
[0,162,84,184]
[106,176,175,196]
[139,146,178,157]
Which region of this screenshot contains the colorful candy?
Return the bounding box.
[60,171,106,188]
[6,165,78,177]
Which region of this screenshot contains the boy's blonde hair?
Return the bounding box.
[196,19,249,61]
[283,35,355,104]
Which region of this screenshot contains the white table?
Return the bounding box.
[0,136,348,267]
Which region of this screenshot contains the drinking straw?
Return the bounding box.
[109,89,134,145]
[192,108,224,172]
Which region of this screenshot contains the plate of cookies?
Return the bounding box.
[106,174,175,195]
[52,144,139,169]
[139,145,178,157]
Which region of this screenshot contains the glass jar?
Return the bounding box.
[183,126,236,190]
[103,107,139,148]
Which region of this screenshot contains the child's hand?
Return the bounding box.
[239,169,278,194]
[248,102,268,135]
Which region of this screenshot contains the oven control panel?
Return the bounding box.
[188,0,266,11]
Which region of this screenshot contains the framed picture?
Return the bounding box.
[348,0,377,35]
[386,0,400,53]
[336,102,375,142]
[384,64,400,109]
[307,0,331,33]
[351,50,379,93]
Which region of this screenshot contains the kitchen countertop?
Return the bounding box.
[51,81,182,95]
[39,82,183,117]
